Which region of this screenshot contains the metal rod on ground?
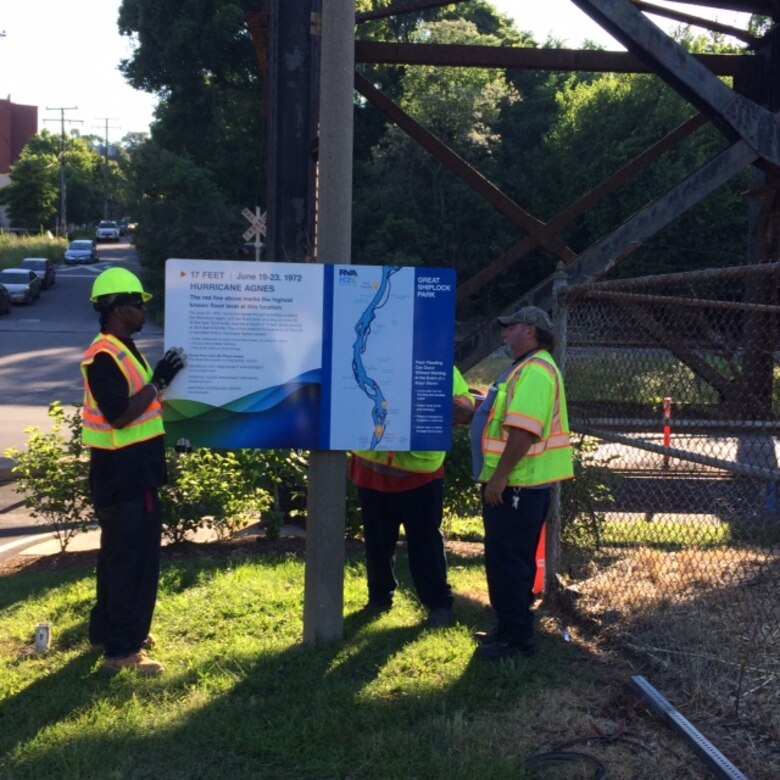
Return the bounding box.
[303,0,355,644]
[630,676,749,780]
[579,425,780,481]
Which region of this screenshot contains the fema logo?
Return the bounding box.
[338,268,358,284]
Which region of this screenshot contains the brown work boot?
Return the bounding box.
[103,652,164,676]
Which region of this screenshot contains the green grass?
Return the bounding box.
[0,234,67,269]
[0,547,582,780]
[444,513,484,541]
[600,516,731,548]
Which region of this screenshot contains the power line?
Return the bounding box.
[43,106,81,236]
[95,117,120,219]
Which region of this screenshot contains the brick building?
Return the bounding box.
[0,98,38,228]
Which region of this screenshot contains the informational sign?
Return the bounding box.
[163,259,456,451]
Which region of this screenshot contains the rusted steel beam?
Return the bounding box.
[356,0,462,23]
[583,430,780,480]
[679,0,776,15]
[571,0,780,165]
[456,128,765,369]
[354,40,758,78]
[354,72,577,264]
[457,113,707,301]
[534,121,773,291]
[574,289,780,313]
[569,260,780,290]
[631,1,757,45]
[615,301,736,400]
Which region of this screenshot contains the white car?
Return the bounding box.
[95,220,120,242]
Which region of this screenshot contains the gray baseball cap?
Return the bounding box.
[497,305,552,331]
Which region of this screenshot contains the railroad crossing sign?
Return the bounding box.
[242,206,266,261]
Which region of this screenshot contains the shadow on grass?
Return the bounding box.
[0,539,577,779]
[0,651,110,759]
[1,613,569,780]
[0,561,93,613]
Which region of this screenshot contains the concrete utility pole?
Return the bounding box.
[44,106,81,236]
[302,0,355,644]
[96,117,120,219]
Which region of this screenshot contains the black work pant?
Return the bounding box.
[359,479,453,610]
[482,486,550,639]
[88,490,162,658]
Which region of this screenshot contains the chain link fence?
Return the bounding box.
[557,261,780,747]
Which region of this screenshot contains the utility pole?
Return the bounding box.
[96,117,120,219]
[44,107,81,237]
[302,0,355,644]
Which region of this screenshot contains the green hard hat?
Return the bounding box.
[90,267,152,303]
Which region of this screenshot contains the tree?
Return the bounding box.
[125,139,239,304]
[0,152,59,229]
[352,13,522,287]
[527,29,749,277]
[0,131,107,230]
[118,0,266,208]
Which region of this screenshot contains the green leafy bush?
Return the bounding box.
[3,404,294,546]
[443,426,481,522]
[3,403,93,552]
[560,435,619,550]
[160,448,274,544]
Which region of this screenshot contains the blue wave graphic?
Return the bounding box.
[165,382,322,449]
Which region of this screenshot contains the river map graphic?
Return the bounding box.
[351,266,402,449]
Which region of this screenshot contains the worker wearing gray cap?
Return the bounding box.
[470,306,573,660]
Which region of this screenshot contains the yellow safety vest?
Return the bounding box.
[81,333,164,450]
[354,367,473,477]
[480,351,573,486]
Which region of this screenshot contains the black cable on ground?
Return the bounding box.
[522,750,607,779]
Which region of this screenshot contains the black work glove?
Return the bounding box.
[152,347,187,390]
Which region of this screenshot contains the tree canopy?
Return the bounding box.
[86,2,756,317]
[0,131,112,230]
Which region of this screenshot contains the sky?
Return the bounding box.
[0,1,755,142]
[491,0,752,49]
[0,0,157,142]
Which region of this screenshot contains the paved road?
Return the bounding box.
[0,241,163,558]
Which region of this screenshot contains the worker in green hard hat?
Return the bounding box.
[82,267,187,676]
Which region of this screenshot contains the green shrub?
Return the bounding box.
[560,434,619,550]
[159,448,274,544]
[3,404,290,546]
[3,403,93,552]
[443,426,481,522]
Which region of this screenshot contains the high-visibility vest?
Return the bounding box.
[479,350,573,487]
[354,367,473,478]
[81,333,164,450]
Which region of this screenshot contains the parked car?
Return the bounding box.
[20,257,56,289]
[0,268,42,304]
[65,239,99,264]
[0,284,10,315]
[95,220,120,242]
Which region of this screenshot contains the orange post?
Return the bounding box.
[662,396,672,469]
[533,523,546,595]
